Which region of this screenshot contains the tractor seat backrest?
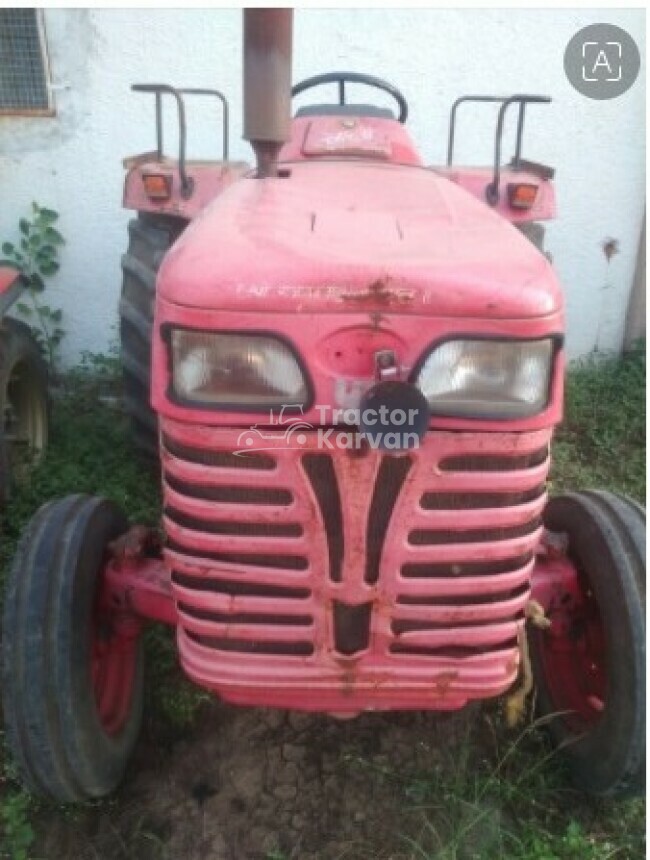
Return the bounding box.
[294,103,395,120]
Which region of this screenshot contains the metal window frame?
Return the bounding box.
[0,9,55,117]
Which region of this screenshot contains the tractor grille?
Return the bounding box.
[161,419,551,711]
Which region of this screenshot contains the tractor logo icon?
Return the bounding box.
[235,405,314,455]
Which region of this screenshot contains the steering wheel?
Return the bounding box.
[292,72,409,124]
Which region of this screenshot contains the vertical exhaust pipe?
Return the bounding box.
[243,9,293,178]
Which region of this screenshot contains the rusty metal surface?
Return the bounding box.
[108,524,162,561]
[243,9,293,176]
[155,160,564,319]
[103,556,176,627]
[159,419,551,713]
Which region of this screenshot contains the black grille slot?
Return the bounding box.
[439,449,548,472]
[420,487,545,510]
[165,507,302,538]
[400,553,533,580]
[163,437,275,469]
[333,602,372,655]
[165,475,292,505]
[302,453,344,583]
[172,571,310,599]
[186,631,314,656]
[392,613,524,635]
[408,519,541,545]
[395,583,529,614]
[178,603,312,626]
[167,539,308,570]
[389,639,517,658]
[365,455,412,584]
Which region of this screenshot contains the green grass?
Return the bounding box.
[0,790,35,860]
[551,339,645,503]
[0,353,159,574]
[0,343,646,859]
[396,715,645,859]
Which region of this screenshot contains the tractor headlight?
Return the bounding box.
[415,338,554,419]
[169,330,309,408]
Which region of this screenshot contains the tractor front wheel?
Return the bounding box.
[2,495,144,801]
[530,490,645,798]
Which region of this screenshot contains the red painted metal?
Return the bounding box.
[531,543,607,729]
[0,264,22,315]
[120,80,566,716]
[103,556,176,626]
[435,165,556,224]
[123,160,249,220]
[279,115,421,166]
[94,555,176,732]
[123,115,553,226]
[152,300,564,434]
[156,160,562,320]
[158,420,550,713]
[92,594,142,735]
[0,265,20,295]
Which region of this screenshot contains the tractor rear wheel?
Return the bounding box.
[530,490,645,798]
[517,221,544,250]
[119,213,185,457]
[2,495,144,801]
[0,317,48,505]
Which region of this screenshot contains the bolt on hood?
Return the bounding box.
[158,160,563,320]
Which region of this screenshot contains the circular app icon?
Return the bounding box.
[565,23,640,100]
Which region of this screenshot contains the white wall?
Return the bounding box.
[0,8,645,363]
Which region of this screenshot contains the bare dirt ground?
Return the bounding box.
[33,700,495,860]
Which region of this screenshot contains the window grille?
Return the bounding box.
[0,9,53,114]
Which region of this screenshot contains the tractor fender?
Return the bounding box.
[0,266,23,317]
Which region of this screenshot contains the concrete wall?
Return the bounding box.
[0,8,645,364]
[624,213,646,349]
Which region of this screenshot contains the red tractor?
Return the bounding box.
[0,266,48,505]
[3,11,644,802]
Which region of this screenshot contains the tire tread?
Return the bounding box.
[532,490,645,798]
[2,495,142,801]
[119,213,185,457]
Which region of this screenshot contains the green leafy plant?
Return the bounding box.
[1,202,65,372]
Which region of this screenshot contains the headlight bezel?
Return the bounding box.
[410,334,562,421]
[162,325,561,421]
[162,324,315,413]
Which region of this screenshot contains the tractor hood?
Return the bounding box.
[158,160,562,320]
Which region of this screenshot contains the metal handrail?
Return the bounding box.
[446,93,551,205]
[131,83,231,199]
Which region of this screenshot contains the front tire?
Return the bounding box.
[530,490,645,797]
[2,495,144,801]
